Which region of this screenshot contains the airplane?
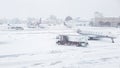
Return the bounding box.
[76,27,118,43]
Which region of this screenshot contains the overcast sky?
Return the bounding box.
[0,0,120,19]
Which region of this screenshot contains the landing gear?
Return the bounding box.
[111,38,114,43]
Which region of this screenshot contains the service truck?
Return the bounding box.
[56,34,88,47]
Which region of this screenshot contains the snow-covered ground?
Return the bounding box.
[0,26,120,68]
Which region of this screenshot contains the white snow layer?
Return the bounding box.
[0,27,120,68]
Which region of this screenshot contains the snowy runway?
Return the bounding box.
[0,30,120,68]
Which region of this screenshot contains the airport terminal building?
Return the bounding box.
[92,12,120,27]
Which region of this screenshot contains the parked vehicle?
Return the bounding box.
[56,35,88,47]
[8,27,24,30]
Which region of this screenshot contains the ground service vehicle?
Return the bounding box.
[56,35,88,47]
[8,27,24,30]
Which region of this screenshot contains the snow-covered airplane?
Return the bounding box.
[76,27,118,43]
